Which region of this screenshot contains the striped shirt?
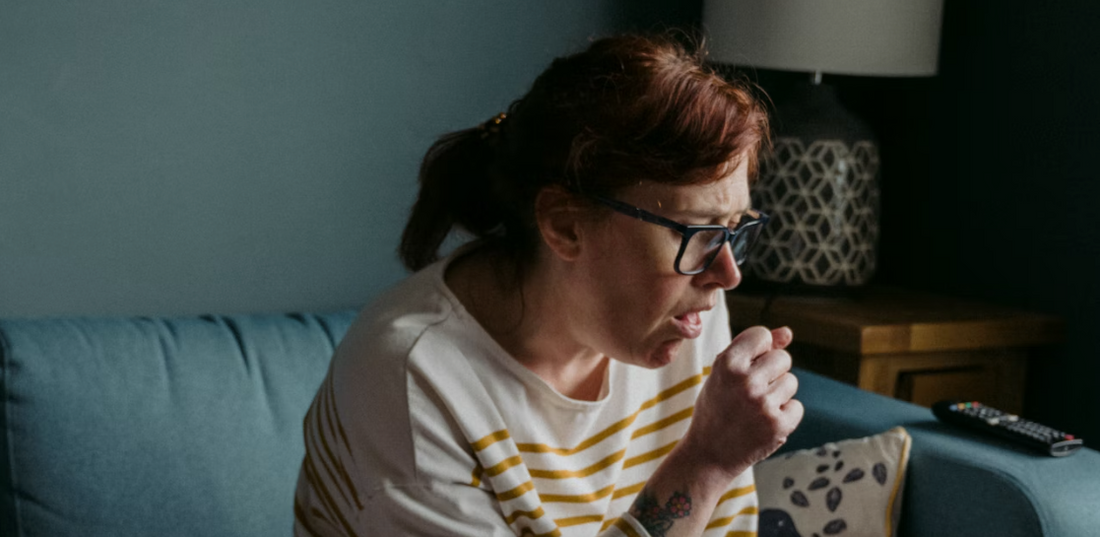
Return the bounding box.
[294,254,758,536]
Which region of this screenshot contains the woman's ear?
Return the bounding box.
[534,186,589,262]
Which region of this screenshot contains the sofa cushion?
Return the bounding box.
[0,311,356,537]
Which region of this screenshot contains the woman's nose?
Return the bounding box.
[696,242,742,290]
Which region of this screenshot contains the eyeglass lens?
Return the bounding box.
[680,224,764,273]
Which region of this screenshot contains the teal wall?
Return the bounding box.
[0,0,697,317]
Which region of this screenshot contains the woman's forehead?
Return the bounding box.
[623,161,751,217]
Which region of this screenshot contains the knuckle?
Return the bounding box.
[717,347,747,373]
[747,377,769,400]
[777,371,797,393]
[750,349,775,370]
[787,399,806,424]
[716,356,745,382]
[734,325,773,349]
[755,326,776,349]
[777,349,793,368]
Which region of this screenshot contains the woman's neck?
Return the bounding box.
[445,247,609,401]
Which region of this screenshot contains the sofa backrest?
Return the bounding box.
[0,311,357,537]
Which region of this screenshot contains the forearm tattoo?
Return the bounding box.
[629,489,693,536]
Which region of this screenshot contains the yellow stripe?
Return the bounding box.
[470,464,483,487]
[521,406,692,480]
[514,369,710,455]
[717,484,756,505]
[705,506,759,530]
[471,429,512,452]
[497,481,536,502]
[504,506,546,525]
[601,517,617,532]
[614,517,643,537]
[725,532,756,537]
[631,407,694,439]
[554,514,604,528]
[529,449,627,479]
[885,428,912,537]
[612,481,645,500]
[539,483,616,503]
[517,527,562,537]
[485,455,524,478]
[623,441,677,469]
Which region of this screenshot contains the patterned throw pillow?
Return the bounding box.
[754,427,912,537]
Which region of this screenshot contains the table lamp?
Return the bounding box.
[703,0,944,289]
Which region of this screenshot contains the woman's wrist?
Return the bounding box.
[675,428,755,487]
[665,436,750,498]
[623,440,749,537]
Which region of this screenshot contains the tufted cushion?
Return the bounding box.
[0,311,356,537]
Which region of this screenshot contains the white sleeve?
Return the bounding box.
[365,482,519,536]
[600,513,653,537]
[369,486,657,537]
[295,365,519,536]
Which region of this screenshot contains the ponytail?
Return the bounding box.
[399,118,528,271]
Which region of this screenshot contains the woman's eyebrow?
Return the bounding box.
[674,206,752,220]
[643,195,750,220]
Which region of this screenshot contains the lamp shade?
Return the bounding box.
[703,0,944,77]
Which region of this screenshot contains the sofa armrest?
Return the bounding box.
[784,368,1100,537]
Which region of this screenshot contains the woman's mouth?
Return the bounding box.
[672,311,704,339]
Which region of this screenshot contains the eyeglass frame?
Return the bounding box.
[588,194,770,276]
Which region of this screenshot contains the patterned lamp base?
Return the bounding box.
[746,137,880,287]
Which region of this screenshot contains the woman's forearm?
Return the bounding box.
[615,326,803,537]
[620,441,750,537]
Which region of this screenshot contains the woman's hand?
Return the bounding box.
[680,326,804,481]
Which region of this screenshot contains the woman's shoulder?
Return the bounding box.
[337,259,464,362]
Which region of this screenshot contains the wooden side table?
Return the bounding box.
[727,287,1063,414]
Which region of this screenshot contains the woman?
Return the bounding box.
[294,34,802,537]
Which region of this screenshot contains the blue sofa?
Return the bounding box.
[2,311,1098,536]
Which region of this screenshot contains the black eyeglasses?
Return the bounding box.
[590,194,769,275]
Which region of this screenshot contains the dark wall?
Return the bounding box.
[842,1,1100,442]
[737,1,1099,441]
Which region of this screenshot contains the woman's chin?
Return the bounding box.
[642,339,684,369]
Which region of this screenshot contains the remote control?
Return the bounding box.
[932,400,1084,457]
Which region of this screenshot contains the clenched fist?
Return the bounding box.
[680,326,804,480]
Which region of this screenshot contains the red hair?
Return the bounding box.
[400,33,770,271]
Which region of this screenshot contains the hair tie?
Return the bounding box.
[477,113,507,140]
